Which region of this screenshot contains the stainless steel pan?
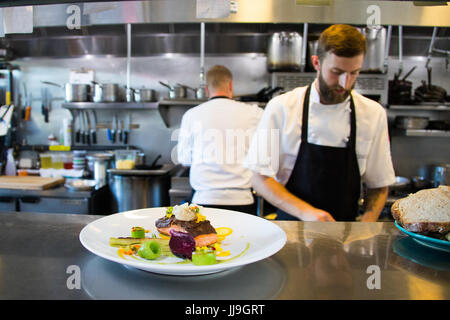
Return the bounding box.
[92,82,120,103]
[42,81,91,102]
[394,116,429,130]
[159,81,187,99]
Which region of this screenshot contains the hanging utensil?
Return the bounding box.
[40,87,49,123]
[85,111,91,145]
[74,111,81,143]
[395,26,403,79]
[111,113,117,143]
[106,117,113,143]
[119,119,124,142]
[90,110,97,144]
[117,114,122,143]
[123,113,131,145]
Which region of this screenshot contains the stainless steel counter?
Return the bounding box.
[0,212,448,300]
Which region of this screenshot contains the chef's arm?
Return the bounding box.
[360,186,388,222]
[251,173,335,222]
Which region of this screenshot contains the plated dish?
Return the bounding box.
[394,221,450,253]
[79,205,287,275]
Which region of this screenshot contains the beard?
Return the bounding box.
[317,72,354,104]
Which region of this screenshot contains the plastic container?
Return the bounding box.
[51,153,64,169]
[63,153,73,169]
[40,153,53,169]
[115,150,137,170]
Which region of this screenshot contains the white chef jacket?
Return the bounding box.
[244,81,396,189]
[177,98,264,205]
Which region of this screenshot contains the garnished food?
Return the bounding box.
[169,229,196,259]
[109,205,237,265]
[138,241,162,260]
[192,247,217,266]
[155,203,218,247]
[131,226,146,238]
[392,185,450,240]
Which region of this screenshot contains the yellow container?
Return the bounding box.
[51,153,64,169]
[40,153,52,169]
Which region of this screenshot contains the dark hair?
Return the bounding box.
[316,24,366,61]
[206,65,233,89]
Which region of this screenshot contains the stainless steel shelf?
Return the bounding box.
[389,104,450,111]
[159,99,266,107]
[159,99,207,106]
[392,128,450,137]
[62,102,159,110]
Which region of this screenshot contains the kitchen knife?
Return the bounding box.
[80,110,86,144]
[24,91,32,121]
[123,113,131,144]
[90,110,97,144]
[74,111,81,143]
[117,114,123,143]
[111,113,116,143]
[84,110,91,145]
[41,87,49,123]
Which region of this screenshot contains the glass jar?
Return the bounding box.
[40,153,52,169]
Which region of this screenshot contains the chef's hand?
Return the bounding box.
[301,208,336,222]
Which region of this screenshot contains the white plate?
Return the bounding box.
[79,207,287,276]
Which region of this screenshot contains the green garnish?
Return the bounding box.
[131,226,145,238]
[192,251,217,266]
[138,241,162,260]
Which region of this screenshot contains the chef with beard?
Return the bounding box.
[245,24,396,221]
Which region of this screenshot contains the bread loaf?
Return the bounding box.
[391,185,450,234]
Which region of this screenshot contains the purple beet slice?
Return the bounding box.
[169,229,196,260]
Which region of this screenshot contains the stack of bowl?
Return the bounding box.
[73,150,87,171]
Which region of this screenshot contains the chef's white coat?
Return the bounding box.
[244,81,396,189]
[177,98,263,205]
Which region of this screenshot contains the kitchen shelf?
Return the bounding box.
[392,128,450,137]
[159,99,208,106]
[159,99,267,107]
[62,102,159,110]
[388,104,450,111]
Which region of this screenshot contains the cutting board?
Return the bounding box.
[0,176,65,190]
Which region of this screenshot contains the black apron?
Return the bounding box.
[277,85,361,221]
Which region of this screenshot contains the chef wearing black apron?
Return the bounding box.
[276,85,361,221]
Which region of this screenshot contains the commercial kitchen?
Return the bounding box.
[0,1,448,301]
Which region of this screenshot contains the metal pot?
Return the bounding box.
[358,26,386,73]
[306,40,319,71]
[267,32,303,72]
[159,81,187,99]
[394,116,429,130]
[108,169,171,212]
[65,83,92,102]
[186,85,208,100]
[42,81,92,102]
[389,176,410,192]
[86,152,114,187]
[134,88,156,102]
[92,82,120,103]
[411,176,432,190]
[432,164,450,187]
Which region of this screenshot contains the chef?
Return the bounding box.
[177,65,263,214]
[245,24,396,221]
